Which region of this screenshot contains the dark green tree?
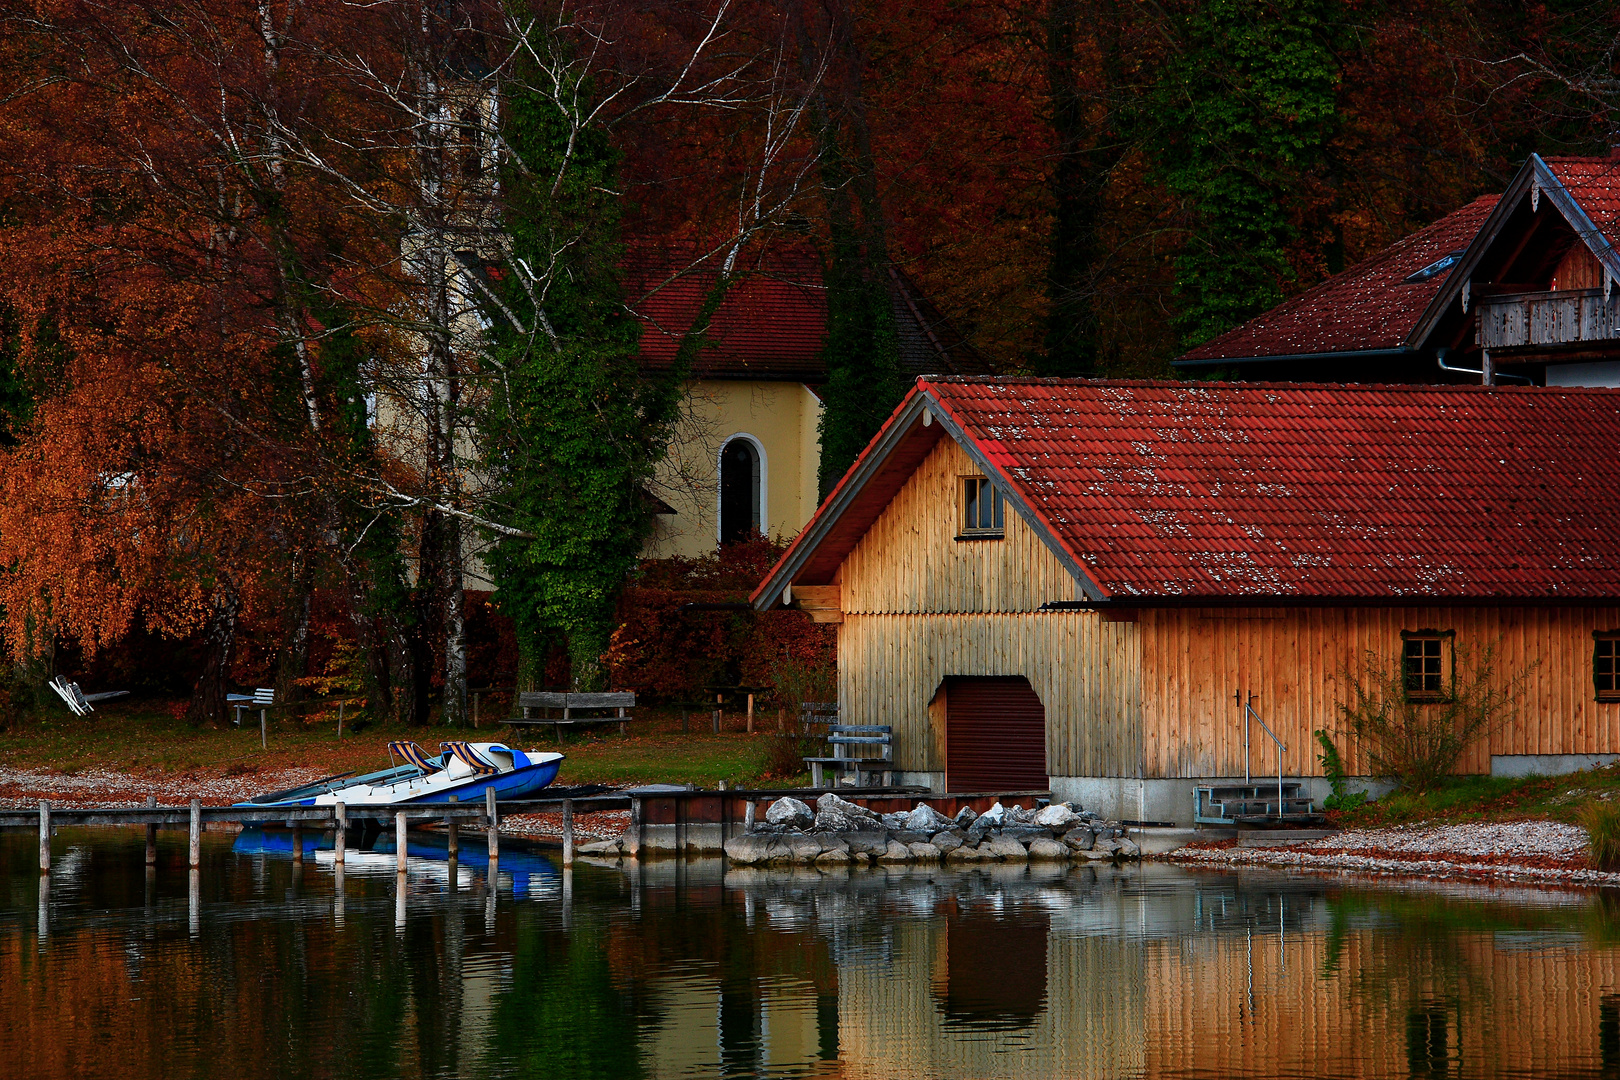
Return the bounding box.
[1150,0,1341,348]
[481,40,684,691]
[810,11,906,498]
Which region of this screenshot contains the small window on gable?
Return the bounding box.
[1401,630,1454,701]
[1596,633,1620,703]
[959,476,1005,539]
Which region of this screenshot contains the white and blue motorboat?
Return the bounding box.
[236,740,564,808]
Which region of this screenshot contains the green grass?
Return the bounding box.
[1331,763,1620,829]
[0,699,808,789]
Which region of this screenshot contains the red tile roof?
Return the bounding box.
[757,378,1620,603]
[625,246,987,381]
[1542,156,1620,250]
[1180,197,1498,364]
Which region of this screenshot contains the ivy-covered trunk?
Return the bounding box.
[187,581,240,727]
[477,29,684,695]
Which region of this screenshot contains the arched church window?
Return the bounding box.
[719,437,763,545]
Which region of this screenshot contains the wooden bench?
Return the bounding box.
[804,724,893,787]
[227,687,276,728]
[503,691,635,740]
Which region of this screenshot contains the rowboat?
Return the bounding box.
[236,740,564,808]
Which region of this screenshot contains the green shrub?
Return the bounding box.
[1335,642,1533,792]
[1581,801,1620,870]
[1315,729,1368,811]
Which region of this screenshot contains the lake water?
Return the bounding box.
[4,827,1620,1079]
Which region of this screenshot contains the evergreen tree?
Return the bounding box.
[1150,0,1340,348]
[813,134,905,497]
[481,41,683,691]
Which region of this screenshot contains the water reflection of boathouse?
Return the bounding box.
[699,864,1620,1079]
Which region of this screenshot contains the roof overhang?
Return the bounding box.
[750,382,1109,611]
[1411,155,1620,348]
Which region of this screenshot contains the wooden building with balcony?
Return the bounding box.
[1177,152,1620,388]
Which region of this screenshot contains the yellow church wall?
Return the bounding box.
[644,379,824,559]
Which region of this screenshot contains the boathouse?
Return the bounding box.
[750,378,1620,825]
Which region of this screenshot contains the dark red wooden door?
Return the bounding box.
[944,676,1048,792]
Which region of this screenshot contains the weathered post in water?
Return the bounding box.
[562,799,575,866]
[145,795,157,866]
[625,797,642,858]
[334,802,347,865]
[395,811,408,873]
[188,800,201,868]
[744,799,755,832]
[291,823,303,865]
[38,800,49,872]
[485,787,499,864]
[447,794,459,857]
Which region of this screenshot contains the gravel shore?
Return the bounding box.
[1165,820,1620,888]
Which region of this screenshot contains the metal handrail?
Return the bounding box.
[1237,692,1287,810]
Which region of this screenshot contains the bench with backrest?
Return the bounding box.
[227,687,277,728]
[503,691,635,740]
[804,724,893,787]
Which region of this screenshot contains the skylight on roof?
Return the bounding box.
[1403,249,1466,285]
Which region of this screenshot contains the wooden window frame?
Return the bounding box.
[957,476,1005,540]
[1595,632,1620,703]
[1400,629,1455,703]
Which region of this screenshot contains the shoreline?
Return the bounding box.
[1157,820,1619,890]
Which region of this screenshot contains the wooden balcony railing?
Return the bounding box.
[1476,287,1619,350]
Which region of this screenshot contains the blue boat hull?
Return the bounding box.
[401,756,563,804]
[236,754,563,809]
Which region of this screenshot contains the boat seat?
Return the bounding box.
[442,741,500,775]
[388,740,442,773]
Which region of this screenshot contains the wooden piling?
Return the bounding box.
[38,800,49,872]
[744,799,755,832]
[188,799,201,868]
[145,795,157,866]
[562,799,574,867]
[625,797,641,857]
[334,802,347,865]
[486,787,499,863]
[446,794,459,857]
[395,811,407,873]
[291,823,303,864]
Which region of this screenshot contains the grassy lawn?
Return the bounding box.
[1332,763,1620,828]
[0,698,811,789]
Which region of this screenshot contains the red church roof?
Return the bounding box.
[1181,198,1498,365]
[755,378,1620,604]
[624,246,987,382]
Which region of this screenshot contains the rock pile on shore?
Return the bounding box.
[721,793,1140,867]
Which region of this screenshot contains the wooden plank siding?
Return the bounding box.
[1137,606,1620,779]
[828,431,1620,781]
[838,438,1080,615]
[839,612,1142,777]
